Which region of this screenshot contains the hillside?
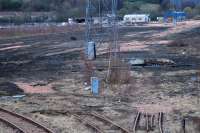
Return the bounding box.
[0,0,199,23]
[1,0,199,11]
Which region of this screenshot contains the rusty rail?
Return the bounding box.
[73,114,104,133]
[158,112,163,133]
[133,112,141,133]
[0,107,54,133]
[73,111,130,133]
[91,112,131,133]
[0,117,25,133]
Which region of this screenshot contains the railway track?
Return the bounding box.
[0,117,24,133]
[133,112,164,133]
[0,31,83,45]
[0,107,54,133]
[73,111,130,133]
[73,114,104,133]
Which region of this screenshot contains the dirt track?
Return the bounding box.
[0,20,200,133]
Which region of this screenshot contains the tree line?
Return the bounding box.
[0,0,199,23]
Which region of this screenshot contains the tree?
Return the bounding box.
[184,7,193,18]
[140,3,161,14]
[0,0,23,11]
[193,5,200,15]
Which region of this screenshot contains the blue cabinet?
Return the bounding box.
[91,77,99,95]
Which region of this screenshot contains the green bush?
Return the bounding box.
[184,7,193,18]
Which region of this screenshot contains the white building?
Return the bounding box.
[68,18,74,25]
[123,14,150,24]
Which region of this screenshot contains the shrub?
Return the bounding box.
[184,7,193,18]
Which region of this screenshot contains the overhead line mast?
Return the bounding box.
[85,0,119,82]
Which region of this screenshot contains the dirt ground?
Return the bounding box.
[0,20,200,133]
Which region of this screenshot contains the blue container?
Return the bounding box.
[87,41,96,60]
[91,77,99,95]
[164,11,186,23]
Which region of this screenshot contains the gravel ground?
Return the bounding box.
[0,121,16,133]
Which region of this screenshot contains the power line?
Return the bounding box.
[85,0,119,81]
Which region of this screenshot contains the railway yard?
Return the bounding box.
[0,20,200,133]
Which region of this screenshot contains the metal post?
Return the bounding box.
[85,0,119,82]
[112,0,118,59]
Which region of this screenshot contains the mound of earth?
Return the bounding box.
[0,82,24,96]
